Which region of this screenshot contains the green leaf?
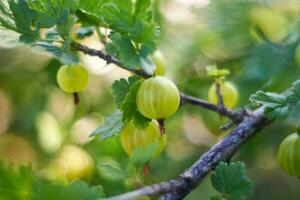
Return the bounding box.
[7,0,40,42]
[122,80,151,129]
[112,75,140,109]
[250,91,289,119]
[101,1,133,33]
[250,91,286,107]
[0,163,34,200]
[211,162,253,200]
[106,32,141,69]
[134,0,152,20]
[32,180,105,200]
[76,0,106,26]
[91,111,124,141]
[111,75,150,129]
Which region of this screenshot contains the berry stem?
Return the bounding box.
[143,163,150,176]
[157,119,166,135]
[73,92,80,105]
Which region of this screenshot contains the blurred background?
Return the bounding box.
[0,0,300,199]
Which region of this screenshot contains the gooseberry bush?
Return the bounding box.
[0,0,300,200]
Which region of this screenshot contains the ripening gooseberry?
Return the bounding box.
[57,64,89,93]
[278,132,300,177]
[120,120,166,160]
[208,81,238,109]
[136,76,180,120]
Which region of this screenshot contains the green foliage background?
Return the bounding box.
[0,0,299,199]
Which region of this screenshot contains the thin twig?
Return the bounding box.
[180,93,245,122]
[74,43,244,122]
[215,80,225,110]
[73,43,151,78]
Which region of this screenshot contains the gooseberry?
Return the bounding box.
[57,64,89,104]
[278,132,300,177]
[120,120,166,160]
[136,76,180,120]
[57,64,89,93]
[208,81,238,109]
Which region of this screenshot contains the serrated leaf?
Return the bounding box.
[91,111,124,140]
[250,91,286,107]
[111,75,140,108]
[250,91,289,119]
[76,0,106,26]
[106,32,141,69]
[122,80,151,129]
[7,0,40,42]
[211,162,253,200]
[101,1,133,33]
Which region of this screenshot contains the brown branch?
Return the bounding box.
[180,93,245,122]
[73,43,151,78]
[215,80,225,109]
[105,108,269,200]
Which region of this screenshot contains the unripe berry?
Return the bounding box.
[120,120,166,160]
[278,132,300,177]
[57,64,89,93]
[136,76,180,120]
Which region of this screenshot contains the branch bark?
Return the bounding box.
[106,108,269,200]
